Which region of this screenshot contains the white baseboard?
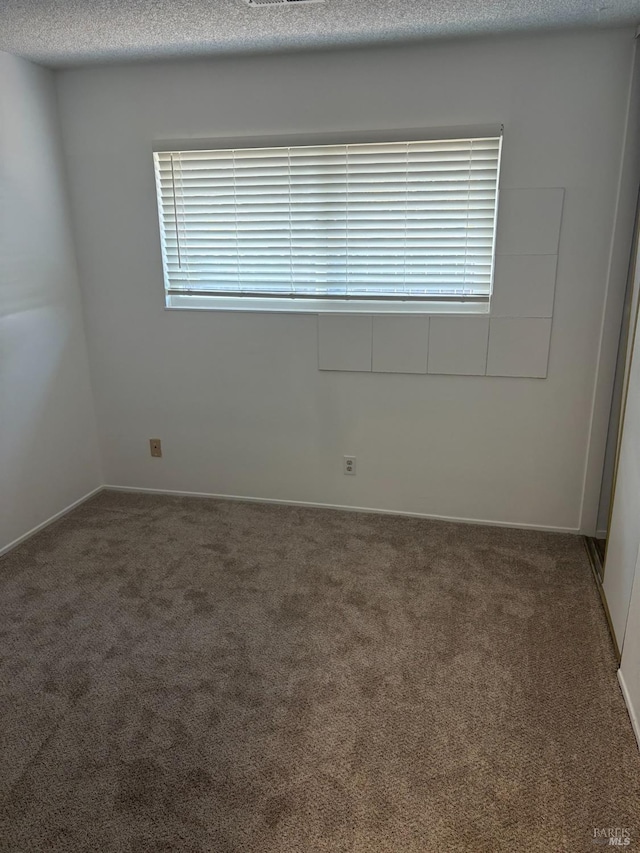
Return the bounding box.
[595,529,608,540]
[104,484,580,534]
[0,486,104,558]
[618,669,640,752]
[0,483,580,560]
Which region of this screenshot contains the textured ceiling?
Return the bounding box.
[0,0,639,68]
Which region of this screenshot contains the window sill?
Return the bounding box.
[165,295,490,316]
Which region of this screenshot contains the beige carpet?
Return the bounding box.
[0,490,638,852]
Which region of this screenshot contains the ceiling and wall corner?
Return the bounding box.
[0,0,639,67]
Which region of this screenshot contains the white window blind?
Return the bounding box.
[154,133,502,308]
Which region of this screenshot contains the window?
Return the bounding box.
[154,129,502,312]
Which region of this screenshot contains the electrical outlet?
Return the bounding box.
[149,438,162,458]
[344,455,356,475]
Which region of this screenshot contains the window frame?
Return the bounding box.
[153,124,503,315]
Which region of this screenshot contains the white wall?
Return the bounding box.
[0,52,101,552]
[56,29,636,531]
[592,41,640,539]
[620,543,640,749]
[613,241,640,738]
[604,233,640,648]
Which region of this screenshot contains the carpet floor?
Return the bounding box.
[0,490,639,852]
